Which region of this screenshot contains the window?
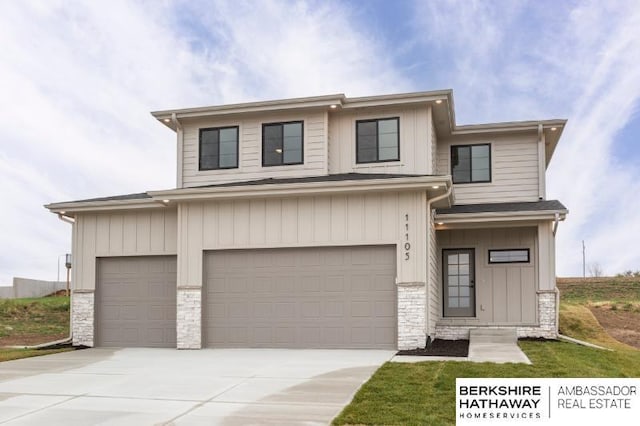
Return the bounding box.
[262,121,303,166]
[451,144,491,183]
[488,249,530,264]
[356,117,399,163]
[199,126,239,170]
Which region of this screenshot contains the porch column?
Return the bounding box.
[397,281,426,350]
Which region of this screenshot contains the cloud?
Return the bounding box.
[0,0,409,284]
[411,0,640,275]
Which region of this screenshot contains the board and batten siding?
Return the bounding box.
[427,214,439,336]
[328,105,434,175]
[438,227,538,324]
[176,192,428,290]
[180,110,328,188]
[436,132,540,204]
[72,209,178,290]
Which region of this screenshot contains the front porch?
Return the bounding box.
[428,200,567,340]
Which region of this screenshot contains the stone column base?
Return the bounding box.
[71,290,94,347]
[177,287,202,349]
[397,282,426,350]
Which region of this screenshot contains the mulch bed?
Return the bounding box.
[396,339,469,357]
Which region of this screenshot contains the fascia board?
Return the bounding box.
[45,200,165,214]
[149,177,451,202]
[436,210,567,224]
[151,94,346,120]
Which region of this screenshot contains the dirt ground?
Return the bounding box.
[396,339,469,357]
[0,333,68,347]
[589,306,640,349]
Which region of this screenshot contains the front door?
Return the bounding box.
[443,249,475,317]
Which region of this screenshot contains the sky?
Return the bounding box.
[1,0,639,284]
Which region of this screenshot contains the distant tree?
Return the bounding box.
[588,262,603,278]
[616,270,640,277]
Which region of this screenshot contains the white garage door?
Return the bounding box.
[203,245,396,349]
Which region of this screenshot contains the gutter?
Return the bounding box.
[149,176,451,202]
[57,213,75,224]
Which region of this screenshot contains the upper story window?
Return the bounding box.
[356,117,400,163]
[451,144,491,183]
[262,121,303,166]
[199,126,239,170]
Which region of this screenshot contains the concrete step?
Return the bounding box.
[469,328,517,344]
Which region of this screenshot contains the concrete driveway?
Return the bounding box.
[0,348,394,425]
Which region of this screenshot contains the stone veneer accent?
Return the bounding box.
[435,289,558,340]
[397,282,426,350]
[177,287,202,349]
[71,290,94,346]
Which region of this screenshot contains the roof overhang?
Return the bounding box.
[148,175,452,202]
[46,175,453,215]
[434,208,567,230]
[150,90,453,131]
[45,198,166,215]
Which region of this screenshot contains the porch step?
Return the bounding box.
[469,328,517,344]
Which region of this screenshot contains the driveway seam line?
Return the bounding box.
[0,394,83,425]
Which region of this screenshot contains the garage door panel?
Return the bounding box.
[204,246,396,349]
[96,256,176,348]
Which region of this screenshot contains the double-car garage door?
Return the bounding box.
[95,246,396,349]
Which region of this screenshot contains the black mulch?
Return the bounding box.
[396,339,469,357]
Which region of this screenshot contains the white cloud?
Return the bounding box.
[0,0,409,284]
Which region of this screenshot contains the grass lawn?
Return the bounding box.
[0,348,73,363]
[0,296,70,347]
[334,278,640,425]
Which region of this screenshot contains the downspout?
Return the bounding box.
[28,213,77,348]
[552,212,560,236]
[424,182,454,346]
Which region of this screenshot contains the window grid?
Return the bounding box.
[356,117,400,163]
[262,121,304,167]
[199,126,239,171]
[451,143,491,184]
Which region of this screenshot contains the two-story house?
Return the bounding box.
[46,90,568,350]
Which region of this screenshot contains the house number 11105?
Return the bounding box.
[404,214,411,260]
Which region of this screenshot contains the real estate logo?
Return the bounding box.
[457,378,639,425]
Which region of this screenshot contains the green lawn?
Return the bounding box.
[0,348,72,363]
[334,278,640,425]
[0,296,70,346]
[0,296,75,363]
[557,278,640,304]
[333,340,640,426]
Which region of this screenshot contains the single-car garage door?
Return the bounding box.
[96,256,177,347]
[203,245,396,349]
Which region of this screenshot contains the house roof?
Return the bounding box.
[151,90,566,167]
[435,200,567,215]
[67,192,152,203]
[46,173,452,213]
[434,200,568,227]
[193,172,433,188]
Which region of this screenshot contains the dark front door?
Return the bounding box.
[443,249,476,317]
